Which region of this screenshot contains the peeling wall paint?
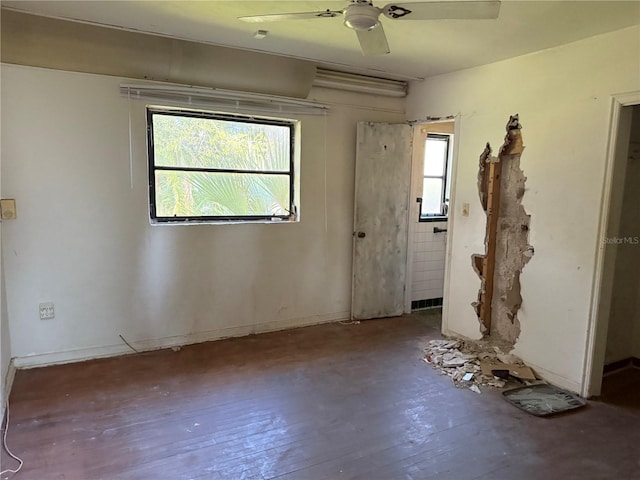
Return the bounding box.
[473,115,534,345]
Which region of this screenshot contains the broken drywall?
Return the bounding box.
[423,337,539,394]
[472,115,534,345]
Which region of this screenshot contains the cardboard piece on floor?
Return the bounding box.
[480,360,536,381]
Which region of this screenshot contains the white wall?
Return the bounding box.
[0,75,11,411]
[1,138,12,415]
[407,26,640,392]
[0,64,405,366]
[1,265,11,414]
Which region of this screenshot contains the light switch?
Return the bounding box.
[0,199,17,220]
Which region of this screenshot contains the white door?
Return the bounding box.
[352,122,413,320]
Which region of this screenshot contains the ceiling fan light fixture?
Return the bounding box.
[344,15,379,31]
[343,3,381,31]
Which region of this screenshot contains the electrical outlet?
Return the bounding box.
[462,203,470,217]
[39,302,55,320]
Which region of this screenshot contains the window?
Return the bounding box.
[420,134,452,220]
[147,108,296,223]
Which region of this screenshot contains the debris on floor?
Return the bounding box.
[480,360,536,381]
[502,383,587,416]
[423,338,539,393]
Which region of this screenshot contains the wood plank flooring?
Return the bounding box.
[2,311,639,480]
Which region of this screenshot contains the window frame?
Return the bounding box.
[419,133,452,222]
[147,107,297,224]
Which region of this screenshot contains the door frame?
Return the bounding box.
[583,91,640,398]
[404,116,461,334]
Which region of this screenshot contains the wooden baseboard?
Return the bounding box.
[603,357,640,374]
[2,359,16,420]
[12,311,350,369]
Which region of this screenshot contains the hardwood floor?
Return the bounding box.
[600,367,640,412]
[2,311,639,480]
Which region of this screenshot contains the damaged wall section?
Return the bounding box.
[472,115,534,345]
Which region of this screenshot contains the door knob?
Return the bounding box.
[357,232,366,238]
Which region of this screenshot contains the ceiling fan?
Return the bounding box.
[239,1,501,56]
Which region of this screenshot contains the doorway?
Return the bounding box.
[350,119,458,323]
[586,96,640,397]
[406,120,456,316]
[600,104,640,401]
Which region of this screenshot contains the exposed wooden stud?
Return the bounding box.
[479,158,502,332]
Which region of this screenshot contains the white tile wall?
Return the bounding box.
[411,220,447,301]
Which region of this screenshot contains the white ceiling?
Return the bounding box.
[2,1,639,80]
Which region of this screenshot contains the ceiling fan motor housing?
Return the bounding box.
[344,2,381,31]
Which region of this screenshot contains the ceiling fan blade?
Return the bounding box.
[239,10,343,23]
[383,1,500,20]
[356,24,390,56]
